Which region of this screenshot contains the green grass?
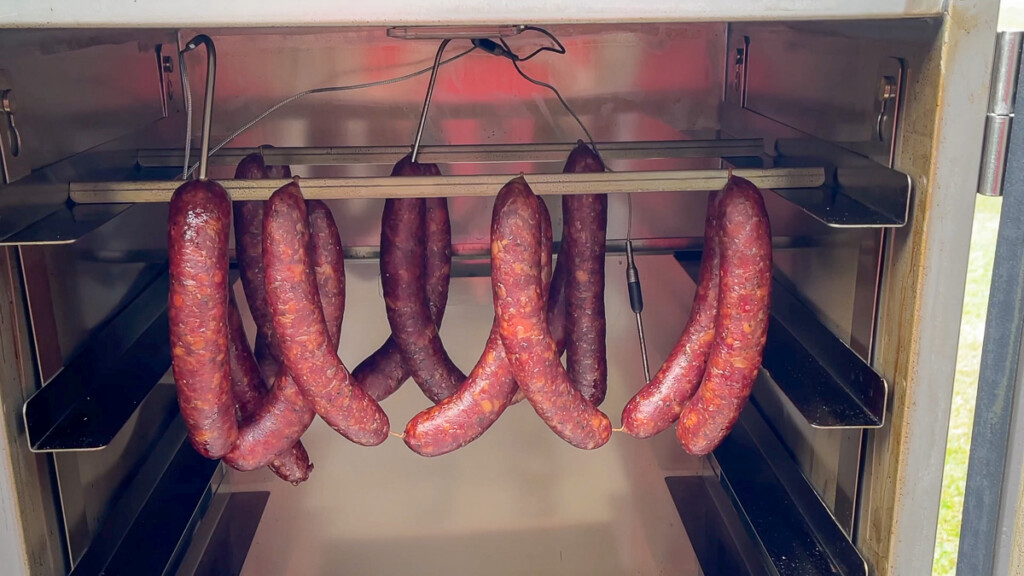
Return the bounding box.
[932,196,1002,575]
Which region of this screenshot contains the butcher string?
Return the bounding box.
[179,45,477,179]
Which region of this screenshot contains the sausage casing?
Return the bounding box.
[353,185,453,402]
[676,176,771,455]
[561,141,608,406]
[234,152,291,382]
[381,157,464,403]
[403,196,555,456]
[225,291,313,484]
[621,189,722,438]
[492,177,611,450]
[169,179,237,459]
[263,180,388,445]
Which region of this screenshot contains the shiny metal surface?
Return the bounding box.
[713,405,867,576]
[23,267,170,452]
[678,257,887,429]
[69,416,222,576]
[70,167,825,202]
[0,0,946,28]
[0,69,27,184]
[136,139,766,167]
[410,40,450,162]
[977,31,1023,197]
[0,30,175,178]
[181,35,218,181]
[0,204,133,246]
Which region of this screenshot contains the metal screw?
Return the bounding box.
[162,55,174,73]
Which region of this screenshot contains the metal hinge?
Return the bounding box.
[978,31,1024,197]
[0,70,28,184]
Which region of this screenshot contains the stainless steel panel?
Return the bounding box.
[0,30,175,176]
[230,255,702,576]
[174,24,727,250]
[0,0,945,28]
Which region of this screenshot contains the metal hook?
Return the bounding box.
[181,35,217,180]
[411,39,451,163]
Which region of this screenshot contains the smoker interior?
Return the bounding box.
[0,18,944,576]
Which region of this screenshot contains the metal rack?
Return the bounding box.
[0,137,911,247]
[669,405,868,576]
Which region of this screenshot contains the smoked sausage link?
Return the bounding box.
[621,189,722,438]
[169,179,237,459]
[403,196,555,456]
[353,168,453,402]
[492,177,611,450]
[677,176,771,455]
[561,141,609,406]
[224,196,347,474]
[234,152,291,383]
[381,156,464,403]
[226,291,312,484]
[263,180,388,446]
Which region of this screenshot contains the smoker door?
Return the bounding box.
[957,29,1024,576]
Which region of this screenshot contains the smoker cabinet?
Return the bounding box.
[0,1,1007,575]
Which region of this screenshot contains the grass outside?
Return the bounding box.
[932,196,1002,575]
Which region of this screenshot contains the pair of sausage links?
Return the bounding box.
[354,169,453,402]
[169,179,237,459]
[677,176,771,455]
[621,189,722,438]
[234,153,292,382]
[492,177,611,450]
[561,141,609,406]
[381,156,464,403]
[403,197,555,456]
[226,195,349,469]
[226,290,313,484]
[264,180,389,445]
[509,241,568,406]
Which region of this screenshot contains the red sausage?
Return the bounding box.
[381,157,464,403]
[226,194,351,469]
[621,189,722,438]
[677,176,771,455]
[233,152,292,382]
[307,200,345,344]
[226,291,313,484]
[492,177,611,450]
[353,187,453,402]
[264,180,388,445]
[403,196,555,456]
[510,245,568,406]
[561,141,608,406]
[168,179,237,459]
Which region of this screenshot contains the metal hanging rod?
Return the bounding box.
[135,139,766,168]
[71,167,823,204]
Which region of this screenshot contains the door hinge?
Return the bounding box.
[978,31,1023,197]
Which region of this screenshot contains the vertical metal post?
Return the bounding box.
[957,44,1024,576]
